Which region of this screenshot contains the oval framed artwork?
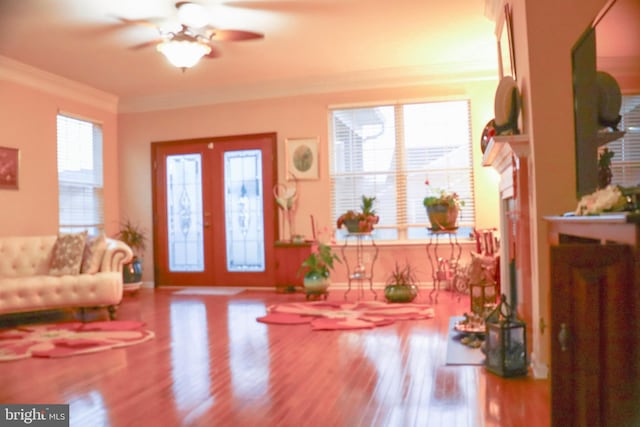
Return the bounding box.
[285,137,319,180]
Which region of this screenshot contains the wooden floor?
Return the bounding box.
[0,288,550,427]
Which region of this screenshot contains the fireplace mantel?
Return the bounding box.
[482,134,530,199]
[482,133,532,359]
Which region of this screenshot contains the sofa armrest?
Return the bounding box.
[101,238,134,273]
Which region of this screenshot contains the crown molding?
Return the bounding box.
[119,60,498,113]
[0,56,118,113]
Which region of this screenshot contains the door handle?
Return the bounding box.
[558,323,570,352]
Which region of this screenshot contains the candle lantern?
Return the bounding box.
[468,252,498,315]
[470,280,498,315]
[484,294,528,377]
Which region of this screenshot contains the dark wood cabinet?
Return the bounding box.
[274,241,312,291]
[547,214,640,427]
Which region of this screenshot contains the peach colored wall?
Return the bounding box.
[0,79,120,237]
[118,80,500,284]
[512,0,609,376]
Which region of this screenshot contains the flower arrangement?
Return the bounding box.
[575,184,627,215]
[422,180,465,209]
[336,195,380,233]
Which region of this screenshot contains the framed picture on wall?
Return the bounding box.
[0,146,19,190]
[286,137,319,180]
[498,3,517,80]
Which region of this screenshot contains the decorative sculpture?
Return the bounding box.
[273,175,298,241]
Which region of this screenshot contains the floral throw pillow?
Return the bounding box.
[49,231,88,276]
[81,233,107,274]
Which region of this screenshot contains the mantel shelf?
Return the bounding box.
[482,134,530,169]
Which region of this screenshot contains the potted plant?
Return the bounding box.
[336,195,380,233]
[384,260,420,303]
[298,241,342,299]
[423,180,464,231]
[115,219,148,288]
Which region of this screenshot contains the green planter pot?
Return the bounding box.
[384,284,418,303]
[426,204,459,231]
[304,272,330,300]
[123,258,143,283]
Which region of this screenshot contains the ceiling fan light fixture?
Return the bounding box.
[156,39,211,69]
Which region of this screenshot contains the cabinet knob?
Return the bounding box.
[558,323,570,352]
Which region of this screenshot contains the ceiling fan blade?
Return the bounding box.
[115,16,161,30]
[129,39,163,50]
[203,46,222,59]
[207,29,264,42]
[221,1,329,13]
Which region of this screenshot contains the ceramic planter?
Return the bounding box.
[384,284,418,303]
[426,204,459,231]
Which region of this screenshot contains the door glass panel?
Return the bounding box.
[167,154,205,272]
[224,150,265,272]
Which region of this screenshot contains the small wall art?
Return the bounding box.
[0,146,19,190]
[498,3,516,80]
[285,137,319,180]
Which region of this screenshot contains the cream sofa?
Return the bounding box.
[0,235,133,320]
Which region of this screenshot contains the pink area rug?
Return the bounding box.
[0,320,154,362]
[257,301,435,331]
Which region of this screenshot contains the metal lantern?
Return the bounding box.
[484,294,528,377]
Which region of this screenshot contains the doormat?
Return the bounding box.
[172,287,246,296]
[445,316,485,365]
[0,320,154,362]
[257,300,435,331]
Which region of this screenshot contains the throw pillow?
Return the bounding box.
[49,231,88,276]
[81,233,107,274]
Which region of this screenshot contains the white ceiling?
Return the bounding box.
[0,0,500,112]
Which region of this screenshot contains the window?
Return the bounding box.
[330,100,475,241]
[608,95,640,187]
[56,114,104,235]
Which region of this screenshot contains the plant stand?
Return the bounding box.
[341,233,378,300]
[425,229,462,303]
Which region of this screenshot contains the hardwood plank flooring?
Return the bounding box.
[0,288,550,427]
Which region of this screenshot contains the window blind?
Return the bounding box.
[56,114,104,235]
[330,100,475,241]
[608,95,640,187]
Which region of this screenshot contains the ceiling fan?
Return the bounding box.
[120,1,264,70]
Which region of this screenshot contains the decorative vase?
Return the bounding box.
[426,204,459,231]
[303,272,330,299]
[384,285,418,303]
[123,258,143,283]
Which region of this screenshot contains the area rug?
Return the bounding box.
[172,287,245,296]
[257,301,435,331]
[0,320,154,362]
[445,316,485,365]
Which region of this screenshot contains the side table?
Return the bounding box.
[425,229,462,303]
[341,233,379,300]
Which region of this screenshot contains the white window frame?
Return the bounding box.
[329,99,475,242]
[56,113,104,236]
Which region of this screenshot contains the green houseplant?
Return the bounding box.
[298,241,342,299]
[336,195,380,233]
[115,219,148,286]
[384,260,420,303]
[423,180,464,231]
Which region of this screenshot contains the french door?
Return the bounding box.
[151,133,278,287]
